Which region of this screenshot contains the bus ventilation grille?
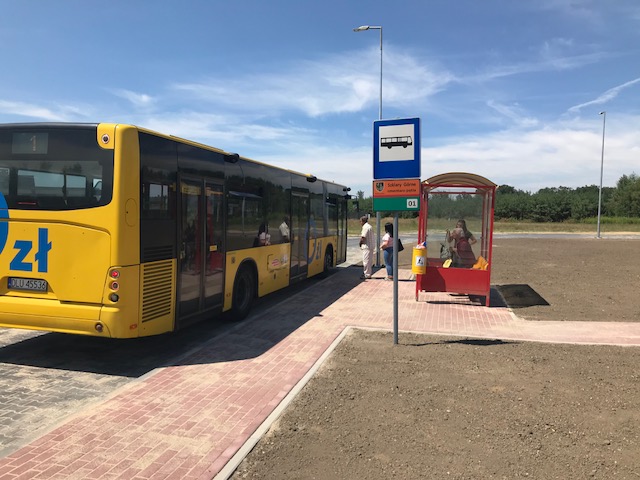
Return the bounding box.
[141,260,174,323]
[143,245,174,263]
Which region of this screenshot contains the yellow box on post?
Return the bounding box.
[412,246,426,274]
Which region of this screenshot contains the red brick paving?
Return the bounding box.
[1,265,639,479]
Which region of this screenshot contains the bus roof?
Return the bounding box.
[0,122,348,189]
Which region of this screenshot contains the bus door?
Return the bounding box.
[337,198,347,263]
[290,191,309,280]
[178,177,225,322]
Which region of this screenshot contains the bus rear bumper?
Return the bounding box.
[0,297,115,337]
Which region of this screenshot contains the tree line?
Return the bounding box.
[349,173,640,222]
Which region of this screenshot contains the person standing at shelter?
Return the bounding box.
[380,222,394,280]
[359,215,374,279]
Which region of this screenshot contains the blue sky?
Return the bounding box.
[1,1,639,196]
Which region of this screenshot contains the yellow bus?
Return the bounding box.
[0,123,348,338]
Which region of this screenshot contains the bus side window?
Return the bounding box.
[16,175,37,207]
[17,175,36,196]
[93,180,102,202]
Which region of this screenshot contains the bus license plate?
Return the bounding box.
[8,277,48,292]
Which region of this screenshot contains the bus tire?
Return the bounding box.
[322,247,334,278]
[231,265,256,320]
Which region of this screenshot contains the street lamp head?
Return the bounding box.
[353,25,370,31]
[599,111,606,115]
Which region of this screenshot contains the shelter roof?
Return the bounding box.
[423,172,496,188]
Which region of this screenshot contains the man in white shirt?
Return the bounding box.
[359,215,374,279]
[279,217,290,243]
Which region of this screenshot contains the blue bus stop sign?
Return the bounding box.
[373,117,421,180]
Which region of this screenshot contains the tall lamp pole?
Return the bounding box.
[353,24,383,266]
[353,25,382,119]
[597,111,606,239]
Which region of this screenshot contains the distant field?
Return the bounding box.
[492,221,640,233]
[348,217,640,235]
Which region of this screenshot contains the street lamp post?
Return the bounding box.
[353,24,383,266]
[353,25,382,120]
[597,111,606,239]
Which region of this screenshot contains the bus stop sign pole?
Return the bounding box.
[372,117,421,345]
[393,213,399,344]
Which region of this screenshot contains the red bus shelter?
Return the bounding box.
[415,172,496,306]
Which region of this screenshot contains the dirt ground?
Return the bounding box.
[489,237,640,322]
[230,237,640,479]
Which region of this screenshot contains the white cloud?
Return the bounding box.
[0,100,70,121]
[1,36,636,200]
[125,44,639,197]
[172,46,455,118]
[122,111,321,166]
[531,0,601,24]
[567,77,640,113]
[197,121,637,198]
[336,116,640,196]
[109,89,155,109]
[423,120,638,194]
[486,101,539,128]
[468,49,605,84]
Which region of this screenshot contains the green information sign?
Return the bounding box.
[373,196,420,211]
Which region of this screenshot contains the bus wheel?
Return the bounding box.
[232,266,256,320]
[322,248,334,277]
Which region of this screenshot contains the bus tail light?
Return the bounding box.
[109,269,120,302]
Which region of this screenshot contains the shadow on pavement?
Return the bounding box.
[171,266,364,366]
[423,287,507,308]
[496,284,550,308]
[404,337,519,347]
[0,266,363,377]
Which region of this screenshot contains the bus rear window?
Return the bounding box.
[0,125,113,210]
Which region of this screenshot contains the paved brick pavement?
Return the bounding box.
[1,265,639,480]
